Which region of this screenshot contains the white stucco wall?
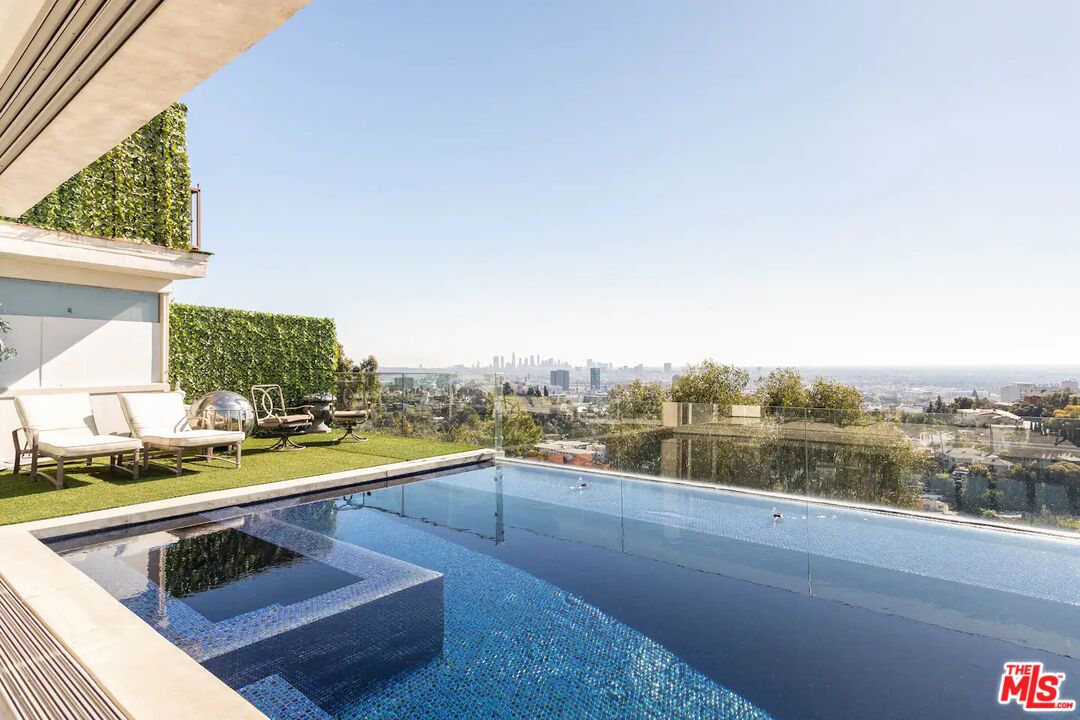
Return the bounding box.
[0,312,166,466]
[0,316,161,392]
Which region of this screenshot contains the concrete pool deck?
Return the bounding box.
[0,449,493,719]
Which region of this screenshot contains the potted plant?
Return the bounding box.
[0,303,15,363]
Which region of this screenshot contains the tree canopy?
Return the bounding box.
[1053,405,1080,419]
[669,360,750,405]
[807,377,863,411]
[756,367,807,409]
[608,379,667,419]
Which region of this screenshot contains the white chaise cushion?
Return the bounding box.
[140,429,246,449]
[16,392,141,459]
[15,392,97,436]
[119,392,193,438]
[37,432,142,458]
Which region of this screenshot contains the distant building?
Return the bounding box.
[550,369,570,391]
[535,440,607,467]
[492,355,500,369]
[942,447,1012,474]
[920,493,951,514]
[1063,379,1079,392]
[590,367,601,389]
[1000,382,1037,403]
[664,362,672,373]
[955,409,1022,427]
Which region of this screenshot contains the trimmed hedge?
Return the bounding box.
[169,304,337,404]
[6,103,191,249]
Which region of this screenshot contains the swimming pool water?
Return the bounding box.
[55,463,1080,720]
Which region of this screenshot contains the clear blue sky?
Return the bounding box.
[175,0,1080,368]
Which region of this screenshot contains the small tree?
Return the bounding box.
[501,397,543,449]
[608,379,667,420]
[756,367,807,409]
[807,377,863,424]
[669,360,750,405]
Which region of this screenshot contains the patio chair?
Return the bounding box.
[13,392,142,489]
[119,392,246,476]
[250,385,314,451]
[330,403,373,444]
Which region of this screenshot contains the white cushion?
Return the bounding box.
[15,393,96,435]
[140,430,245,449]
[119,392,192,438]
[38,433,142,458]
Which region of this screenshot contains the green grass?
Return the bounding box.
[0,433,480,526]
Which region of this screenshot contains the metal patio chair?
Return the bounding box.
[330,403,374,444]
[250,385,314,451]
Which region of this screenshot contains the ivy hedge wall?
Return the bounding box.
[169,304,337,404]
[4,103,191,249]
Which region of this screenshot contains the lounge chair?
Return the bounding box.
[14,392,142,489]
[250,385,314,451]
[119,392,246,475]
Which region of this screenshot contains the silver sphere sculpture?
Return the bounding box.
[191,391,256,437]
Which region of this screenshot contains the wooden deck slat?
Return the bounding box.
[0,575,127,720]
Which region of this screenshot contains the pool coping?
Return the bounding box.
[0,449,493,719]
[499,457,1080,544]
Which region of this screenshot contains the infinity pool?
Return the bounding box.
[53,463,1080,719]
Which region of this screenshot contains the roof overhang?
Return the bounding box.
[0,0,313,216]
[0,219,210,283]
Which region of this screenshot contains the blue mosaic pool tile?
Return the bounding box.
[169,515,441,663]
[66,481,778,719]
[120,585,217,642]
[285,507,774,720]
[239,675,334,720]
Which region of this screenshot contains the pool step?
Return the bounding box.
[239,674,333,720]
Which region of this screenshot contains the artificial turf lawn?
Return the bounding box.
[0,433,480,526]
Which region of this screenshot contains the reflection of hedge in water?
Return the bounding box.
[163,529,300,598]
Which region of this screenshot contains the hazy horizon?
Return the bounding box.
[173,1,1080,367]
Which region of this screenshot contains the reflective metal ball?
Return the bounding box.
[190,391,256,436]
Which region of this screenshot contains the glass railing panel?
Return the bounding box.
[338,372,500,446]
[800,407,924,510]
[475,388,1079,533]
[803,409,1080,659]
